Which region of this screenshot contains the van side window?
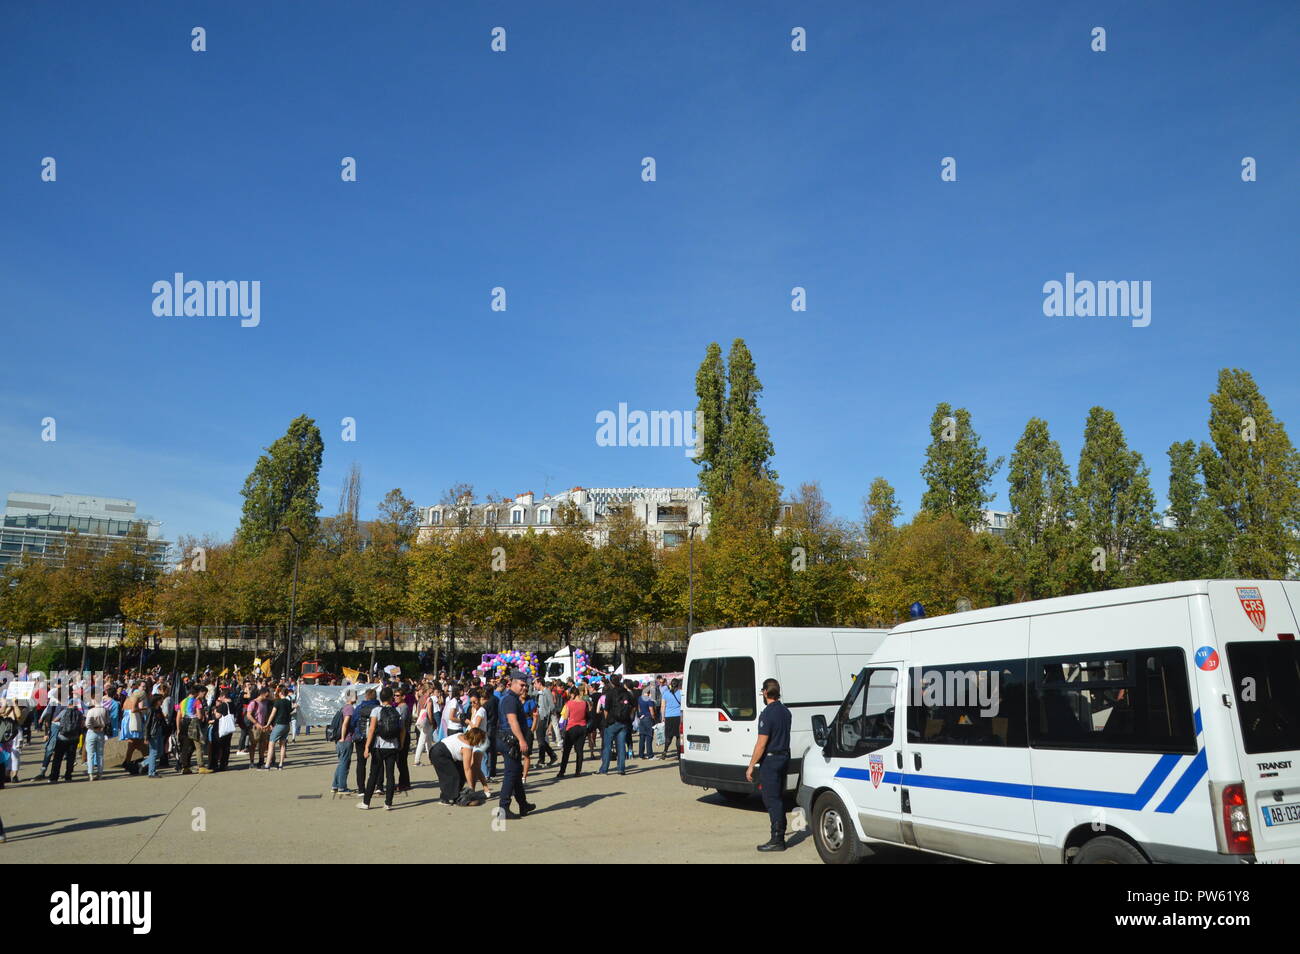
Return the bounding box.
[1225,641,1300,755]
[1028,648,1195,754]
[905,661,1027,747]
[836,668,897,757]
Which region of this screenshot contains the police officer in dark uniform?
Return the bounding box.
[746,678,792,852]
[496,670,537,820]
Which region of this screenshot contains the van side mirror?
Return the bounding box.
[811,713,830,748]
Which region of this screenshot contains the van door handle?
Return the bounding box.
[718,726,732,733]
[913,752,922,771]
[895,751,903,769]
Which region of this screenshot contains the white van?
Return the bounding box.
[681,627,888,800]
[798,581,1300,864]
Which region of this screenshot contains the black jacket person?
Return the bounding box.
[746,678,792,853]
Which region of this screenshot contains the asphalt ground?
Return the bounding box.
[0,732,943,864]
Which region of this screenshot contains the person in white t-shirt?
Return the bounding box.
[357,687,405,811]
[430,726,490,803]
[442,690,464,737]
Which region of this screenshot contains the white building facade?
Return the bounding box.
[417,486,709,549]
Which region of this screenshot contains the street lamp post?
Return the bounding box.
[280,526,302,682]
[687,521,701,641]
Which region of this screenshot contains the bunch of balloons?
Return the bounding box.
[572,648,600,684]
[477,649,539,679]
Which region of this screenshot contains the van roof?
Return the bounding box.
[891,580,1263,635]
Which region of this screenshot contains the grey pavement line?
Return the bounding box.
[127,773,205,864]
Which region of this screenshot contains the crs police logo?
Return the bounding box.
[1195,646,1221,672]
[868,754,885,789]
[1236,586,1266,632]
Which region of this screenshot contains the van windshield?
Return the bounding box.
[1226,641,1300,754]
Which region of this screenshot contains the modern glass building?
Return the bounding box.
[0,492,170,572]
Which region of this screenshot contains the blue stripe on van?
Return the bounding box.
[839,754,1180,809]
[834,708,1208,814]
[1154,749,1208,814]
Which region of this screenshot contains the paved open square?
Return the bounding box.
[0,736,825,864]
[0,735,956,864]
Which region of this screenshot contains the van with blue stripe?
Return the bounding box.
[797,581,1300,864]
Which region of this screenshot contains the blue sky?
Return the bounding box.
[2,1,1297,543]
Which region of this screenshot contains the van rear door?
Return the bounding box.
[682,652,759,791]
[1210,582,1300,859]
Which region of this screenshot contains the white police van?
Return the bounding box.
[680,627,888,800]
[798,581,1300,864]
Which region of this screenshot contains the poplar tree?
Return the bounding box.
[1072,407,1157,589]
[919,403,1002,529]
[1148,439,1227,581]
[237,415,324,551]
[1006,418,1073,598]
[724,338,778,486]
[693,343,726,498]
[863,477,901,553]
[1200,368,1300,578]
[693,339,777,500]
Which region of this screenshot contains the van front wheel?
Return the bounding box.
[1074,836,1148,864]
[813,792,864,864]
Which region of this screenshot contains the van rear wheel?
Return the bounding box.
[1074,836,1148,864]
[813,792,864,864]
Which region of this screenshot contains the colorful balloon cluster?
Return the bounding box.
[477,649,539,679]
[573,648,601,684]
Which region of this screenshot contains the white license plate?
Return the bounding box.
[688,740,709,752]
[1261,801,1300,827]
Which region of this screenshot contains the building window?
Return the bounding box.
[511,509,524,525]
[537,508,551,526]
[429,509,442,525]
[485,510,498,526]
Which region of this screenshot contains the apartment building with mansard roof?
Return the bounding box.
[417,486,709,549]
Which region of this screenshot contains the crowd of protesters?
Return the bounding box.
[328,668,684,816]
[0,659,684,840]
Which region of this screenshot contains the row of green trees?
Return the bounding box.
[3,349,1298,669]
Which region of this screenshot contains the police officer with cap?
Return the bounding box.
[746,678,792,852]
[496,669,536,820]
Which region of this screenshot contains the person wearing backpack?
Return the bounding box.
[49,702,83,783]
[358,687,404,811]
[598,675,635,776]
[84,697,109,781]
[142,683,171,778]
[177,684,208,775]
[329,691,356,795]
[351,689,379,796]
